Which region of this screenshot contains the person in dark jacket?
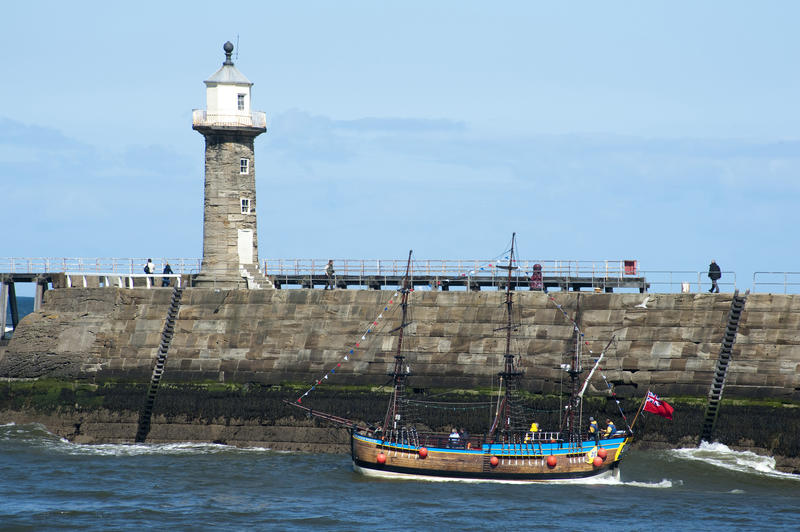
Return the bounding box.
[708,260,721,293]
[324,260,335,290]
[162,262,173,287]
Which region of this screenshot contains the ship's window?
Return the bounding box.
[237,93,245,111]
[241,198,251,214]
[240,158,249,174]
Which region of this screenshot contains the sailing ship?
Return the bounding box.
[290,235,632,482]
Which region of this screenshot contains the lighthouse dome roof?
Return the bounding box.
[205,64,252,85]
[204,41,253,86]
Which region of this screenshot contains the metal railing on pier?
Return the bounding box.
[5,257,800,294]
[752,272,800,294]
[65,273,183,289]
[264,258,639,278]
[263,258,647,292]
[641,271,737,294]
[0,258,200,275]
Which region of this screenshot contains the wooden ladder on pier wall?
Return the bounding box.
[700,289,748,443]
[134,286,184,443]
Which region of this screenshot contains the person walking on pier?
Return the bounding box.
[708,260,721,293]
[144,259,155,286]
[162,262,173,287]
[324,260,335,290]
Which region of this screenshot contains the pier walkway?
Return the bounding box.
[1,257,648,293]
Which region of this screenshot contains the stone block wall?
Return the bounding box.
[1,288,799,400]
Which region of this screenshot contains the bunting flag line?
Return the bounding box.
[454,247,518,278]
[296,291,404,403]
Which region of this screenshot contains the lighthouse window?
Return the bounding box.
[240,158,249,174]
[237,93,245,111]
[241,198,251,214]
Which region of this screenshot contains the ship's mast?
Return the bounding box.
[563,296,583,441]
[381,250,413,438]
[490,233,522,441]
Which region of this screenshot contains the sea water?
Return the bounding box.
[0,423,797,530]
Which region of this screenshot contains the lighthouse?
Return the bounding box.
[192,42,272,289]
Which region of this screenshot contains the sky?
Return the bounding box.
[2,1,799,294]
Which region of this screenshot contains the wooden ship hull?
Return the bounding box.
[351,431,631,482]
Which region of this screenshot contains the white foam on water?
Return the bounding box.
[670,441,799,481]
[51,441,276,457]
[351,464,664,486]
[621,478,676,489]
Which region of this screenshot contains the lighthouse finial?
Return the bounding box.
[223,41,234,66]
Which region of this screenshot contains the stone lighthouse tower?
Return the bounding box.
[192,41,272,288]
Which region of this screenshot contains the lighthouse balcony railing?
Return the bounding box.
[192,110,266,128]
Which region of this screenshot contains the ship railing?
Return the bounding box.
[414,432,475,450]
[192,110,267,128]
[752,272,800,294]
[64,272,182,289]
[526,431,561,442]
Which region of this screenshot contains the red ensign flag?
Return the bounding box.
[643,391,674,420]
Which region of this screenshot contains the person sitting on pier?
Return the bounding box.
[603,418,616,438]
[449,428,461,448]
[529,264,545,292]
[588,417,599,443]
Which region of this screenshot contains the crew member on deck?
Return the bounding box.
[588,417,599,443]
[524,420,539,443]
[449,428,461,448]
[604,418,616,438]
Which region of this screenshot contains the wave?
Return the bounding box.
[670,441,799,481]
[0,423,277,456]
[55,441,276,457]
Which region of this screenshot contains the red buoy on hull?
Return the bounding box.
[490,456,499,467]
[418,447,428,459]
[597,448,608,460]
[546,455,557,468]
[376,452,386,464]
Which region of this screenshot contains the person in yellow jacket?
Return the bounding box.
[523,421,539,443]
[588,417,599,443]
[603,418,616,438]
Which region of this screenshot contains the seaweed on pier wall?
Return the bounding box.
[0,381,798,467]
